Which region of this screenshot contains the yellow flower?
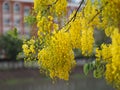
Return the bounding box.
[22,44,30,56]
[38,31,76,80]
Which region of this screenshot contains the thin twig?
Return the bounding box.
[61,0,85,32]
[88,9,102,24]
[41,0,59,15]
[88,2,108,24]
[64,0,85,28]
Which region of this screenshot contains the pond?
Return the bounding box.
[0,74,114,90]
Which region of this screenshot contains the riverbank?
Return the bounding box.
[0,68,114,90]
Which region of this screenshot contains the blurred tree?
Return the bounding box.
[0,28,23,61]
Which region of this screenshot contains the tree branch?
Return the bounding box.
[88,2,108,24]
[61,0,85,32]
[64,0,85,27]
[41,0,59,15]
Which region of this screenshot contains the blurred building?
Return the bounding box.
[0,0,82,37]
[0,0,33,37]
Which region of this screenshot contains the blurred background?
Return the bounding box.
[0,0,114,90]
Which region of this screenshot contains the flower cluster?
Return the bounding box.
[94,0,120,89]
[22,1,120,88]
[38,31,76,80]
[22,39,35,56]
[95,29,120,89]
[69,0,99,56]
[22,38,36,61]
[105,29,120,89]
[23,0,76,80]
[99,0,120,36]
[34,0,67,16]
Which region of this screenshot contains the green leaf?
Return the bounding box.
[93,60,105,78]
[83,63,89,76]
[83,61,95,76]
[93,70,102,78]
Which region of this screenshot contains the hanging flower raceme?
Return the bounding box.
[22,1,120,88]
[69,19,82,49]
[105,29,120,90]
[95,28,120,90]
[81,26,94,56]
[100,0,120,34]
[38,31,76,80]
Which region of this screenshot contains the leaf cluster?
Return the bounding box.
[84,60,106,78]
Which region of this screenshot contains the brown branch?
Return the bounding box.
[60,0,85,32]
[88,9,102,24]
[64,0,85,28]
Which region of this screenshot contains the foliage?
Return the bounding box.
[0,28,23,60]
[22,0,120,89]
